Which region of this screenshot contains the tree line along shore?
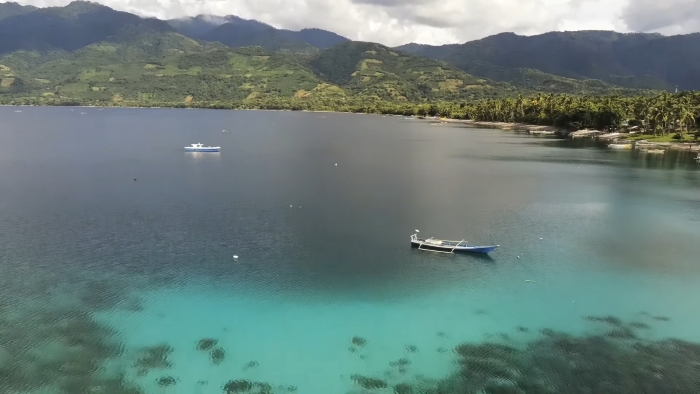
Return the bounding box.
[3,91,699,146]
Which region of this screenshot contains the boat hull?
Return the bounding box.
[185,147,220,152]
[411,240,499,254]
[608,144,632,149]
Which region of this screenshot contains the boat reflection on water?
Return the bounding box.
[185,151,221,163]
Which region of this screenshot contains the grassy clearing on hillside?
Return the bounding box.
[1,77,14,87]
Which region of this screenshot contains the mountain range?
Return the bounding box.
[0,1,697,106]
[396,31,700,91]
[168,15,349,51]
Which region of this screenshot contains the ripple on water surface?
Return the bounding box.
[1,108,700,393]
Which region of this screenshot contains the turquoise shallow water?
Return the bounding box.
[1,107,700,393]
[97,268,699,393]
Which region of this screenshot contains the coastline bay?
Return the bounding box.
[1,107,700,393]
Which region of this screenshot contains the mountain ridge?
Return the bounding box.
[395,30,700,91]
[0,1,37,21]
[168,14,349,50]
[0,1,174,54]
[167,14,273,39]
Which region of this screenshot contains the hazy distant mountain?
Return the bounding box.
[170,14,349,51]
[288,28,349,49]
[396,31,700,90]
[0,0,173,54]
[167,14,272,39]
[203,23,312,52]
[0,1,37,21]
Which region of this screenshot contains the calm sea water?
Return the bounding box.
[1,106,699,393]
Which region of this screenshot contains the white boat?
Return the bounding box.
[185,143,220,152]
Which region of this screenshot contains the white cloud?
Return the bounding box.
[3,0,698,46]
[620,0,700,35]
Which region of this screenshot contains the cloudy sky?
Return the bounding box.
[5,0,699,46]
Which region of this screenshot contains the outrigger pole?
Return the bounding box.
[414,229,465,254]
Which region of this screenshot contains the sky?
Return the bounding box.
[4,0,699,46]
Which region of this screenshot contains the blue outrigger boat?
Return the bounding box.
[411,231,499,254]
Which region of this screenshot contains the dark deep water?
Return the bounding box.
[1,107,700,393]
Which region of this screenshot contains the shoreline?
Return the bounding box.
[4,104,698,153]
[438,118,562,133]
[436,118,699,152]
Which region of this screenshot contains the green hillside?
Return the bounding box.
[308,41,520,102]
[427,61,651,95]
[0,34,314,103]
[0,33,542,106]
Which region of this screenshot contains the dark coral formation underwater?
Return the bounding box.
[197,337,218,351]
[135,343,174,373]
[348,315,700,394]
[351,336,367,347]
[0,266,182,394]
[351,374,389,389]
[211,347,226,365]
[156,375,178,386]
[0,305,144,394]
[3,281,698,394]
[222,379,295,393]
